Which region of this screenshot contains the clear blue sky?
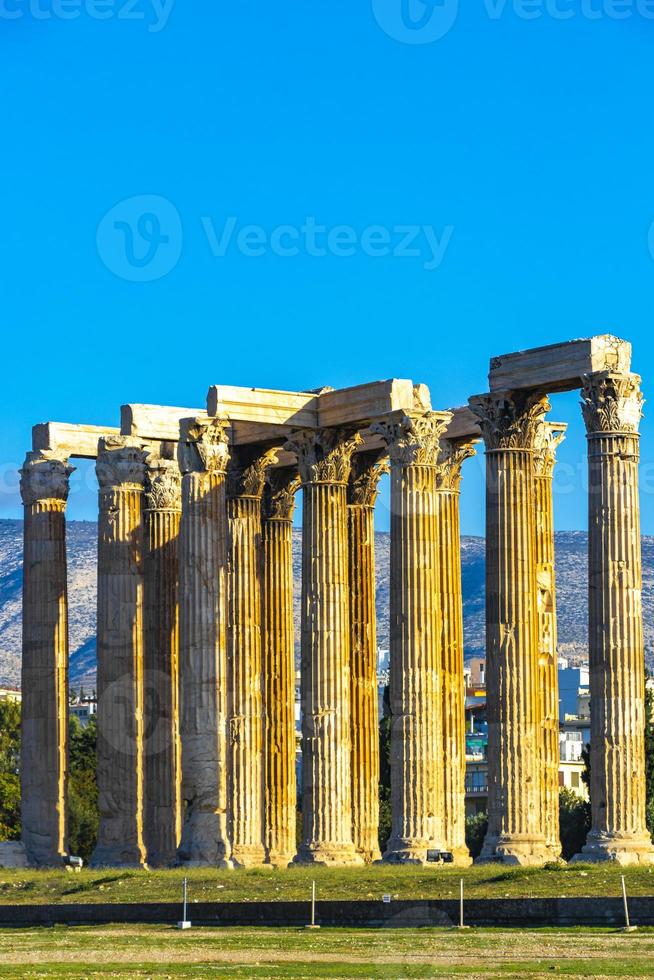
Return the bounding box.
[2,3,653,534]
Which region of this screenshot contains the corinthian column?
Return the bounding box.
[469,391,551,866]
[177,418,232,868]
[373,411,451,865]
[227,445,279,867]
[287,427,364,865]
[20,451,73,867]
[262,466,300,866]
[435,438,476,867]
[347,450,387,863]
[574,372,654,865]
[533,423,566,861]
[143,455,182,867]
[91,437,148,868]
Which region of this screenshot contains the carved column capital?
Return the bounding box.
[347,450,389,507]
[469,391,551,451]
[581,372,643,436]
[96,437,148,491]
[371,412,452,467]
[228,445,281,500]
[533,423,567,480]
[144,456,182,512]
[434,439,477,492]
[20,452,74,508]
[263,467,301,521]
[285,427,363,485]
[178,417,230,476]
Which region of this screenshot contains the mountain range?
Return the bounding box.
[1,519,653,688]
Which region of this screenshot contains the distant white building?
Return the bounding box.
[0,688,21,703]
[69,699,96,726]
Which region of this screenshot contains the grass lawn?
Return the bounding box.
[0,925,653,978]
[0,864,653,906]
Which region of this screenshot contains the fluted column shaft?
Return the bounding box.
[20,452,72,867]
[287,428,363,865]
[177,418,232,868]
[435,439,476,866]
[227,446,279,867]
[348,452,387,863]
[470,392,551,866]
[262,468,300,866]
[374,412,451,864]
[534,424,566,860]
[575,372,654,865]
[143,457,182,867]
[92,438,148,868]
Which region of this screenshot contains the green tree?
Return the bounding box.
[0,700,21,841]
[645,673,654,841]
[558,787,590,860]
[67,714,98,863]
[465,812,487,859]
[378,685,392,853]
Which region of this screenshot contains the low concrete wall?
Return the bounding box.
[0,897,652,928]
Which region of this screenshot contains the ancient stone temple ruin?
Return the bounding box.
[14,336,654,868]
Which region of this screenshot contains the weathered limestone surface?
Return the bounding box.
[91,438,148,868]
[32,422,120,459]
[177,419,233,868]
[469,392,551,866]
[574,373,654,865]
[347,450,387,863]
[227,445,280,867]
[373,412,452,864]
[20,452,72,867]
[262,467,300,866]
[143,455,182,867]
[288,428,364,865]
[319,380,430,427]
[207,379,428,430]
[443,407,481,441]
[489,336,632,394]
[435,438,476,867]
[533,423,567,860]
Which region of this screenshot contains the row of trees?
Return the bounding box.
[0,676,651,864]
[0,701,98,862]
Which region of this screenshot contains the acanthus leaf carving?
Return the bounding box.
[179,417,230,476]
[434,438,477,491]
[228,445,281,500]
[20,452,74,507]
[263,466,301,520]
[533,423,566,480]
[144,456,182,511]
[96,437,148,491]
[371,412,451,467]
[347,450,389,507]
[468,391,551,451]
[581,372,643,435]
[285,427,363,485]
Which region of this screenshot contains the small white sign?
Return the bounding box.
[382,894,392,904]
